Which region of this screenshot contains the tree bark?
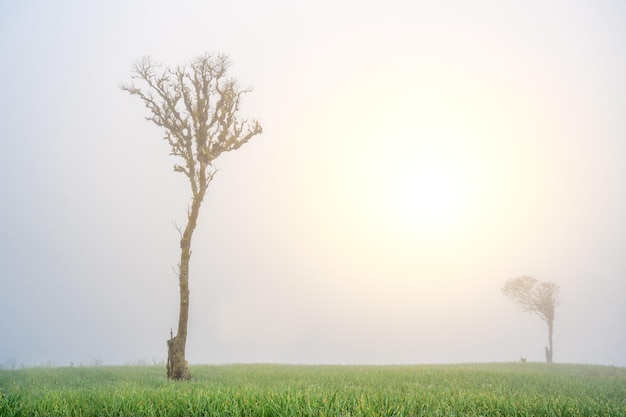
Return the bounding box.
[166,188,205,380]
[545,319,554,363]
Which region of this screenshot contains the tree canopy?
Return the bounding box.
[502,276,559,323]
[122,53,262,196]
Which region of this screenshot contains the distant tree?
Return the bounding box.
[501,276,560,363]
[121,53,262,380]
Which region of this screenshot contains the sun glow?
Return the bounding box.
[300,66,526,255]
[379,127,480,238]
[391,162,463,229]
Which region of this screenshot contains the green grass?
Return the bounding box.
[1,363,624,416]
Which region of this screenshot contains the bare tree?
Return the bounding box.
[121,53,262,380]
[502,276,559,363]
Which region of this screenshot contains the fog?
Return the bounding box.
[1,1,625,368]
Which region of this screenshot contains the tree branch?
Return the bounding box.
[121,52,262,206]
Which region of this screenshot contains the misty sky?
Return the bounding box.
[1,1,625,367]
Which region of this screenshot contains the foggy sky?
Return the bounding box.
[1,1,625,367]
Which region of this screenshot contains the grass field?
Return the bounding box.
[0,363,624,416]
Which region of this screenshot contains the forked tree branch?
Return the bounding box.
[120,53,262,198]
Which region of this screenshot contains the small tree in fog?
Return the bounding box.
[502,276,559,363]
[121,53,262,380]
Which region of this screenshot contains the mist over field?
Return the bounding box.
[1,1,625,368]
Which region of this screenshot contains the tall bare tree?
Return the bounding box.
[121,53,262,380]
[502,276,559,363]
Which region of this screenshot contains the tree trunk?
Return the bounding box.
[545,319,554,364]
[167,333,189,380]
[166,190,204,380]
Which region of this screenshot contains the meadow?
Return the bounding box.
[0,363,624,416]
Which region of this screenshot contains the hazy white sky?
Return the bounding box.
[1,0,625,367]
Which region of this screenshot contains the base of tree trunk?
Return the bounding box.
[167,336,191,380]
[544,346,553,364]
